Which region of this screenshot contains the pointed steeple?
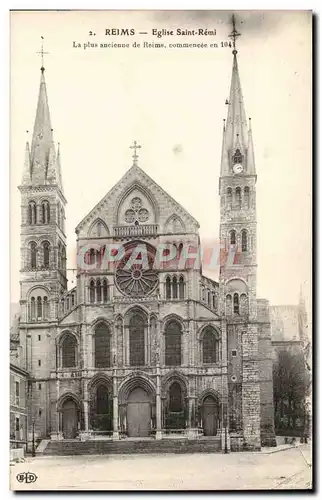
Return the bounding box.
[21,141,31,184]
[220,16,255,177]
[225,52,248,151]
[246,118,256,175]
[21,66,64,193]
[220,119,229,175]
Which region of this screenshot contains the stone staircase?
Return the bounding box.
[41,438,222,456]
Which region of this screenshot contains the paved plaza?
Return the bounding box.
[10,444,312,491]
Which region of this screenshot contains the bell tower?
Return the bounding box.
[19,57,67,329]
[219,16,260,450]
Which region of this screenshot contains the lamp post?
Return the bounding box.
[31,417,35,457]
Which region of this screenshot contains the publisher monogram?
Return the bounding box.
[16,472,38,484]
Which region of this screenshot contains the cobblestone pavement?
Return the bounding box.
[10,444,312,491]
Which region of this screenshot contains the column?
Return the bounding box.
[155,362,162,440]
[220,320,230,452]
[112,367,119,440]
[83,380,89,435]
[51,379,63,440]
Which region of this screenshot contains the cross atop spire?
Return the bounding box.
[36,36,49,72]
[228,14,241,54]
[130,140,142,166]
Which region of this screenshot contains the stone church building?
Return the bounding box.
[17,40,276,451]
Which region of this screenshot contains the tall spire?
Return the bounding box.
[220,15,254,176]
[21,54,64,193]
[30,67,55,181]
[246,118,256,175]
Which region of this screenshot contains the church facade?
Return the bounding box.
[17,42,276,451]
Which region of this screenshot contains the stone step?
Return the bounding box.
[42,438,222,456]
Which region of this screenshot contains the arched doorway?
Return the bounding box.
[202,395,219,436]
[62,398,78,439]
[127,387,151,437]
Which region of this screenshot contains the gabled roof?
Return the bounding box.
[75,163,200,233]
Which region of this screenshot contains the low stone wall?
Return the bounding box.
[10,447,25,463]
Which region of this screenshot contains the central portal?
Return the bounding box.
[127,387,151,437]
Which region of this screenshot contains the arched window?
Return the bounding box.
[233,148,243,164]
[95,323,111,368]
[169,382,183,412]
[226,294,232,316]
[37,296,42,319]
[179,276,184,299]
[41,201,50,224]
[30,297,36,320]
[166,277,171,299]
[61,247,66,272]
[57,204,61,227]
[89,280,95,303]
[202,328,219,364]
[244,186,250,208]
[43,297,48,319]
[208,291,211,307]
[97,221,102,237]
[235,187,241,209]
[61,207,65,233]
[57,243,61,271]
[129,313,145,366]
[240,294,248,316]
[165,320,181,366]
[28,201,37,225]
[226,188,232,208]
[233,293,240,315]
[61,334,77,368]
[230,230,236,246]
[103,280,108,302]
[172,276,178,299]
[30,242,37,269]
[242,230,248,252]
[43,241,50,267]
[96,280,102,303]
[96,384,110,415]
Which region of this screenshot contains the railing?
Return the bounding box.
[114,224,158,238]
[113,295,159,303]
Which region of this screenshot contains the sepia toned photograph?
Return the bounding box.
[9,9,312,491]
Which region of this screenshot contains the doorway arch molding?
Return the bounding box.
[197,388,221,406]
[56,391,81,412]
[118,372,156,405]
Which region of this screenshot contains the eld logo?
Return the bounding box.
[16,472,38,484]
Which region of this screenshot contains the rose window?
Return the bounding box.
[115,242,158,297]
[124,197,150,224]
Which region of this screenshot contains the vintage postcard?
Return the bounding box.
[9,10,312,491]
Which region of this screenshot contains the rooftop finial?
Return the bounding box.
[228,14,241,55]
[130,140,142,166]
[36,36,49,72]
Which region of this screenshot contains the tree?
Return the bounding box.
[273,348,311,432]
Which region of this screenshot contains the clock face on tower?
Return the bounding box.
[233,163,243,174]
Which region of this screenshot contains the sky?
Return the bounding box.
[10,10,312,317]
